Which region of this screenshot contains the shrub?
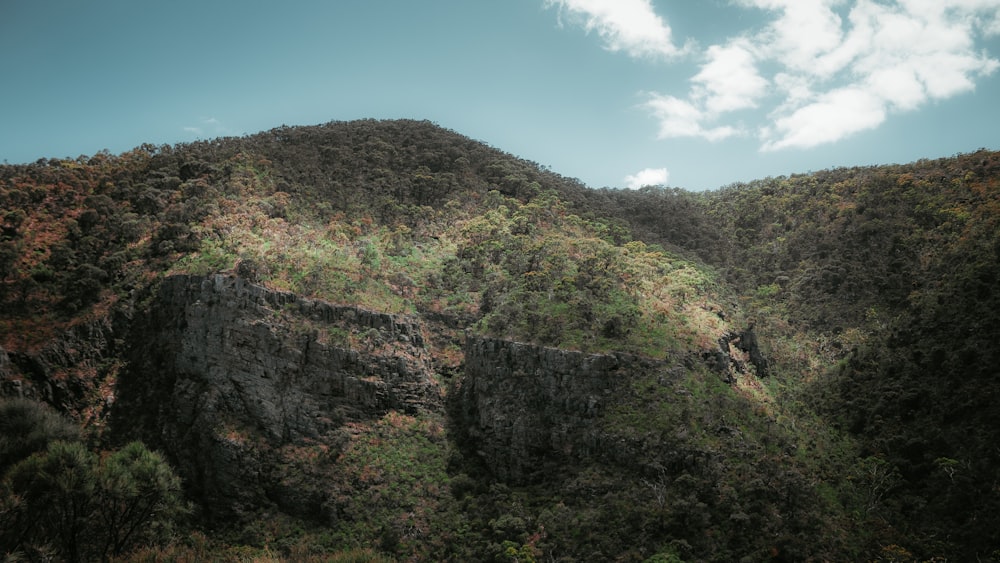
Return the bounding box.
[0,398,80,474]
[0,439,187,562]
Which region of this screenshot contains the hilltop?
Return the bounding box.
[1,119,998,562]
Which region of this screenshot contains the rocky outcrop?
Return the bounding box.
[111,274,440,521]
[0,314,123,424]
[0,345,12,393]
[704,324,770,382]
[456,336,672,483]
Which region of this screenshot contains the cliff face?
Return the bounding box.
[0,313,123,425]
[111,274,441,521]
[456,336,673,482]
[1,270,770,526]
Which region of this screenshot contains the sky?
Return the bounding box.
[1,0,999,191]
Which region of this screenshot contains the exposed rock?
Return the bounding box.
[703,324,770,382]
[456,335,672,483]
[0,314,123,422]
[0,345,15,397]
[736,323,769,377]
[111,274,441,521]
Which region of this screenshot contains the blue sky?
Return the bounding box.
[1,0,998,191]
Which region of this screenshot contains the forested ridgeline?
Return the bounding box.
[1,119,998,561]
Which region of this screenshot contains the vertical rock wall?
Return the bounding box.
[112,274,441,520]
[457,336,669,482]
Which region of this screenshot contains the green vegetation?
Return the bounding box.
[0,397,81,474]
[696,157,1000,560]
[0,399,187,562]
[441,189,729,356]
[0,120,998,560]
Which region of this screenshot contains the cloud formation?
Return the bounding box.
[643,38,768,142]
[550,0,1000,150]
[624,167,670,189]
[752,0,1000,150]
[545,0,683,59]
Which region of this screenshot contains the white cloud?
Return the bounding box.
[545,0,683,59]
[865,65,925,111]
[984,12,1000,35]
[639,40,765,142]
[761,86,886,150]
[644,93,741,141]
[693,40,770,115]
[741,0,849,76]
[548,0,1000,150]
[624,167,670,189]
[752,0,1000,149]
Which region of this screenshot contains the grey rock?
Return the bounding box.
[112,274,440,521]
[456,335,672,483]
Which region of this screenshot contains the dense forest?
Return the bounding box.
[1,119,998,562]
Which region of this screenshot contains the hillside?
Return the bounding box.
[1,119,998,562]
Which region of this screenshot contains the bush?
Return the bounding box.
[0,398,80,474]
[0,440,187,562]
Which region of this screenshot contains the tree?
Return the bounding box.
[1,440,186,562]
[4,441,97,563]
[93,441,186,560]
[0,398,80,474]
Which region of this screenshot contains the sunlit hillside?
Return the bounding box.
[1,120,998,562]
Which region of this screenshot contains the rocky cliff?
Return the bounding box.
[111,274,441,521]
[456,336,677,483]
[0,313,124,426]
[1,270,770,523]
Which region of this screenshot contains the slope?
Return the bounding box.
[0,120,997,561]
[695,153,1000,561]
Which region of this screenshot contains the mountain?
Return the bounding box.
[1,119,998,562]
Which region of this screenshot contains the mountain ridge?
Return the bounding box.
[1,119,998,561]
